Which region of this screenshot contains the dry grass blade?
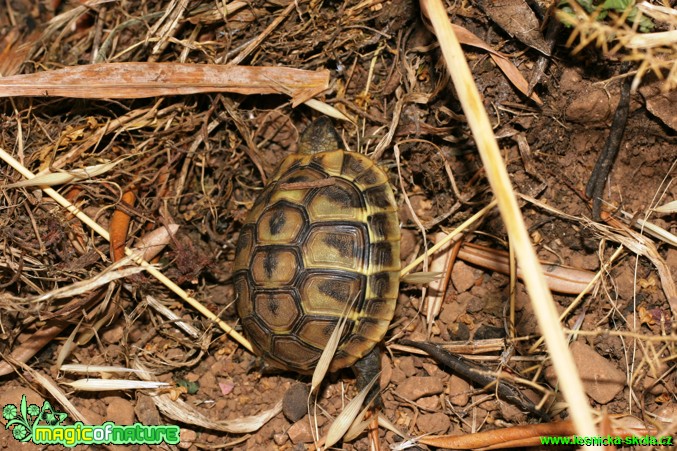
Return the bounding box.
[304,98,353,122]
[425,232,455,322]
[55,319,83,370]
[144,294,201,339]
[593,216,677,317]
[376,415,410,445]
[521,190,677,248]
[0,63,330,105]
[159,395,283,434]
[637,1,677,20]
[420,0,597,443]
[652,199,677,214]
[628,30,677,49]
[620,210,677,247]
[308,303,353,445]
[59,364,152,374]
[226,1,295,66]
[400,199,498,277]
[342,403,372,442]
[65,379,171,391]
[310,295,359,394]
[46,105,157,172]
[399,271,441,284]
[322,374,378,450]
[30,258,144,303]
[2,160,123,188]
[310,316,347,395]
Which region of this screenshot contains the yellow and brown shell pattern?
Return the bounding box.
[234,118,401,374]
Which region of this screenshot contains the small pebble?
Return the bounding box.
[447,375,470,406]
[101,324,124,344]
[287,419,314,444]
[396,376,444,401]
[417,412,451,435]
[178,428,196,449]
[452,261,477,292]
[135,394,161,425]
[273,432,288,446]
[283,382,309,422]
[546,341,625,404]
[398,356,417,377]
[105,397,135,425]
[416,395,439,410]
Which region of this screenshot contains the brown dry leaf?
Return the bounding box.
[452,24,543,105]
[419,421,577,448]
[458,242,596,295]
[420,417,661,449]
[476,0,551,55]
[0,63,330,105]
[0,29,40,77]
[655,393,671,404]
[637,305,656,326]
[0,322,70,377]
[489,54,543,105]
[110,190,136,262]
[135,225,180,263]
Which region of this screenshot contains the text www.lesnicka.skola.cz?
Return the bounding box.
[540,435,673,446]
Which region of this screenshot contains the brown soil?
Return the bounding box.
[0,1,675,450]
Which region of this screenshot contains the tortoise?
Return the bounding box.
[233,117,400,403]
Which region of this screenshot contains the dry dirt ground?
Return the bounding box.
[0,0,676,450]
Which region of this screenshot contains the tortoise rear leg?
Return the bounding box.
[352,346,383,409]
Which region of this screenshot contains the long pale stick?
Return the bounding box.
[420,0,598,444]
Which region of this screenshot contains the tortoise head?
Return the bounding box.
[298,117,344,154]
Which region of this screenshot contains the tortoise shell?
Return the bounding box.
[234,118,400,374]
